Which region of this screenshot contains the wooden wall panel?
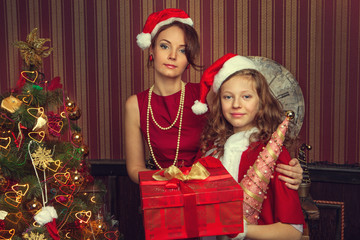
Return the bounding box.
[0,0,359,165]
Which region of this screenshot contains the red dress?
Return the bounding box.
[239,142,305,226]
[137,83,207,169]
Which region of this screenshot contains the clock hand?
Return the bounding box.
[276,91,290,99]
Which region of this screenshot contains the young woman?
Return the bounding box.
[198,54,305,240]
[125,9,303,189]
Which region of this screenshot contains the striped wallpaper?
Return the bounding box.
[0,0,359,165]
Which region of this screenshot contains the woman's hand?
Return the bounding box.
[276,158,303,190]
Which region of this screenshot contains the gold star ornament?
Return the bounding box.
[13,28,53,69]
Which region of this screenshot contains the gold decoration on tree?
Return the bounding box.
[65,97,82,121]
[23,232,47,240]
[13,28,53,68]
[80,144,89,157]
[71,132,83,146]
[72,170,85,186]
[0,96,22,113]
[31,146,55,170]
[0,174,7,188]
[89,219,108,236]
[65,98,76,112]
[26,198,43,212]
[68,107,81,121]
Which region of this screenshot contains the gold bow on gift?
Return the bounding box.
[152,162,210,181]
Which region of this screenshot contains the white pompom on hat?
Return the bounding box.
[191,53,258,115]
[136,8,194,50]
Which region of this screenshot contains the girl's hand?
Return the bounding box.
[276,158,303,190]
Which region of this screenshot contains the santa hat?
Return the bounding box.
[191,53,258,115]
[34,206,60,240]
[136,8,194,49]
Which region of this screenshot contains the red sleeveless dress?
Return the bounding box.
[137,83,207,169]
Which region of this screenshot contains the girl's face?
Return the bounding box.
[150,26,188,80]
[220,75,260,133]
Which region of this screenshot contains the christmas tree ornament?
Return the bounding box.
[59,183,76,195]
[54,194,74,207]
[28,130,46,143]
[47,119,63,136]
[54,171,71,185]
[26,198,43,212]
[0,229,15,239]
[11,183,30,196]
[0,96,22,113]
[27,107,45,119]
[240,111,294,225]
[5,212,22,225]
[13,28,53,68]
[90,219,108,235]
[75,210,92,224]
[46,159,61,172]
[4,183,29,207]
[71,132,83,146]
[104,230,120,240]
[20,70,39,83]
[32,114,48,131]
[0,137,11,150]
[34,206,60,240]
[68,106,82,121]
[31,145,56,171]
[0,174,8,188]
[23,232,47,240]
[80,144,89,157]
[72,170,85,186]
[4,191,22,207]
[65,98,76,112]
[16,91,34,105]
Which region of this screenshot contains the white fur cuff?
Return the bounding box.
[34,206,58,226]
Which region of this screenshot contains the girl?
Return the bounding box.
[125,8,303,189]
[197,54,305,240]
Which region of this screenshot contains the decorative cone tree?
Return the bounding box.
[0,28,120,240]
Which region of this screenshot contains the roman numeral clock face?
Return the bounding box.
[248,56,305,137]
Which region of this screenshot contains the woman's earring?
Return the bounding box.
[149,55,153,61]
[186,64,190,69]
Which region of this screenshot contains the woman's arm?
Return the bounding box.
[125,95,149,184]
[245,222,302,240]
[276,158,303,190]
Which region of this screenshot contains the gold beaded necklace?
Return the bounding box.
[146,82,185,170]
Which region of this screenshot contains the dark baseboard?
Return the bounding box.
[89,160,360,185]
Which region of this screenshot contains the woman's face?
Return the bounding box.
[150,25,188,80]
[220,75,260,133]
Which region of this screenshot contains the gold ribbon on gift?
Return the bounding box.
[152,162,210,181]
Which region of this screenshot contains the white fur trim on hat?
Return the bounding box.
[213,56,257,93]
[191,100,208,115]
[136,32,152,50]
[34,206,58,226]
[0,210,8,220]
[137,17,193,50]
[150,17,193,38]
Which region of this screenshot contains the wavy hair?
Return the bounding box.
[200,69,296,157]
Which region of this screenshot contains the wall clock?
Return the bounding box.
[248,56,305,136]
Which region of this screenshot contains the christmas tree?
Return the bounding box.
[0,28,120,239]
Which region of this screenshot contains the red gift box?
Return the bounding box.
[139,157,243,239]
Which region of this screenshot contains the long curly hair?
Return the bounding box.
[200,69,295,157]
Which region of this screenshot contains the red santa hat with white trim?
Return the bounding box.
[192,53,258,115]
[136,8,194,50]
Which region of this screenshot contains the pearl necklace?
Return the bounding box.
[146,82,185,170]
